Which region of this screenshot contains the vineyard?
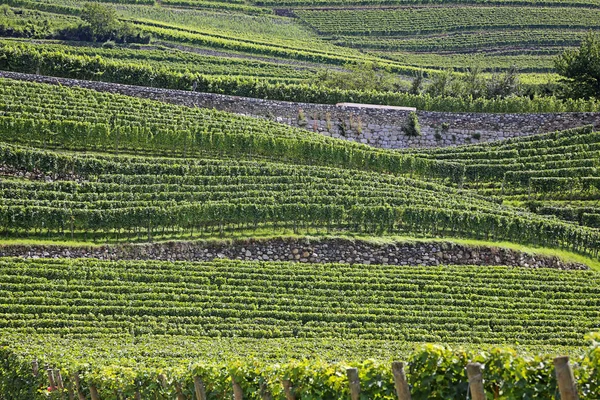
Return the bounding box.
[0,0,600,397]
[409,125,600,231]
[0,0,599,108]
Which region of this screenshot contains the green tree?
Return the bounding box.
[316,62,400,92]
[80,2,119,40]
[486,65,520,99]
[425,69,454,97]
[462,67,486,99]
[410,71,424,95]
[555,32,600,99]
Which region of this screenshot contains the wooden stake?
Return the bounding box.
[89,385,100,400]
[158,373,168,388]
[466,363,486,400]
[391,362,411,400]
[554,356,579,400]
[232,377,243,400]
[32,360,39,377]
[67,384,75,400]
[175,381,186,400]
[260,382,273,400]
[73,374,86,400]
[346,368,360,400]
[54,370,65,390]
[194,376,207,400]
[282,380,296,400]
[47,368,57,392]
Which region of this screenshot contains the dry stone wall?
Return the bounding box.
[3,71,600,148]
[0,237,588,270]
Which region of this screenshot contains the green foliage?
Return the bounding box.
[1,327,600,399]
[1,42,599,113]
[80,2,118,39]
[402,112,421,137]
[556,32,600,99]
[425,66,521,99]
[316,62,402,92]
[409,124,600,235]
[0,6,79,38]
[296,7,600,37]
[0,258,598,342]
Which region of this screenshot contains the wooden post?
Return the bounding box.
[466,363,486,400]
[175,381,186,400]
[158,373,168,388]
[282,380,296,400]
[54,370,65,390]
[194,376,207,400]
[260,382,273,400]
[53,369,65,399]
[32,360,39,377]
[67,384,75,400]
[346,368,360,400]
[73,374,86,400]
[554,356,579,400]
[391,362,411,400]
[232,377,243,400]
[89,385,100,400]
[47,368,57,392]
[73,374,85,400]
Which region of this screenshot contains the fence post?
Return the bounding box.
[391,362,411,400]
[346,368,360,400]
[282,379,296,400]
[46,368,57,392]
[67,383,75,400]
[54,369,65,399]
[175,381,186,400]
[89,385,100,400]
[194,376,207,400]
[554,356,579,400]
[466,363,486,400]
[54,370,64,390]
[232,377,243,400]
[260,382,273,400]
[73,374,86,400]
[32,360,39,377]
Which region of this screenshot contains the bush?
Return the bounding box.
[402,112,421,137]
[556,32,600,99]
[58,3,151,44]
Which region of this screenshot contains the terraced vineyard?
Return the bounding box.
[1,0,600,106]
[0,0,600,396]
[0,75,597,398]
[411,125,600,232]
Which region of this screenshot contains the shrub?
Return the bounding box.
[402,112,421,137]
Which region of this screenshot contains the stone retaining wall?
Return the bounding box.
[0,237,587,270]
[2,71,599,149]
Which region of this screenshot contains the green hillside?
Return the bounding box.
[410,125,600,232]
[0,0,600,397]
[0,0,599,109]
[0,78,598,397]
